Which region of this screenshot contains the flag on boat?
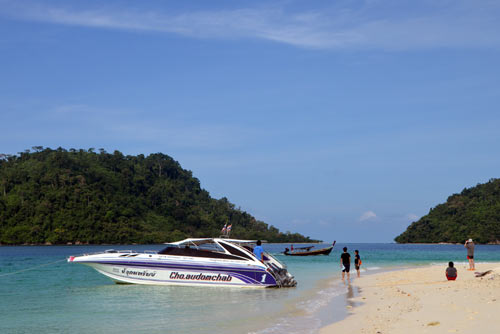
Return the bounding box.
[227,224,232,233]
[221,223,227,234]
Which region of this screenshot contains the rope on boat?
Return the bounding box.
[0,258,67,278]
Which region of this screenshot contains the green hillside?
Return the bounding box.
[0,147,317,245]
[395,178,500,244]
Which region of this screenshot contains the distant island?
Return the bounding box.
[395,178,500,244]
[0,147,318,245]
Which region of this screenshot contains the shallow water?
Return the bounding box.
[1,243,499,333]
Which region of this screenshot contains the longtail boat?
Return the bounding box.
[283,241,336,256]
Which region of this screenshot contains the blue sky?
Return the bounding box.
[1,0,499,242]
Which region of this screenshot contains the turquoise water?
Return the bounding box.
[1,243,500,334]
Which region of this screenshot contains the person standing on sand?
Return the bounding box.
[354,250,362,278]
[465,238,475,270]
[340,247,351,280]
[446,261,457,280]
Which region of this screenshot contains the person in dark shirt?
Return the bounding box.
[340,247,351,280]
[446,261,457,281]
[354,250,362,278]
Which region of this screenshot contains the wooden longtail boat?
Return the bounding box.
[283,241,336,256]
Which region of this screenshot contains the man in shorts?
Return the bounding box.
[354,250,362,278]
[465,239,475,270]
[340,247,351,280]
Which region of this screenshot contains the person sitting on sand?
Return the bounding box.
[465,238,475,270]
[446,261,457,281]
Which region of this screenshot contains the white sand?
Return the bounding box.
[321,262,500,334]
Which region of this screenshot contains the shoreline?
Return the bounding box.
[317,265,402,329]
[320,262,500,334]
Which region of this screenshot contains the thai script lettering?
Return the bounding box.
[169,272,232,282]
[121,268,157,277]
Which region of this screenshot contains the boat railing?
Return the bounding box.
[106,249,133,253]
[263,251,287,269]
[74,249,159,257]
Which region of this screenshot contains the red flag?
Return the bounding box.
[221,224,227,233]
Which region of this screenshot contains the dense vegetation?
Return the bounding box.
[395,178,500,244]
[0,147,317,245]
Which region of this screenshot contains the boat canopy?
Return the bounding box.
[158,238,258,261]
[164,238,258,246]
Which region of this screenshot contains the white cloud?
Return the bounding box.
[359,210,377,221]
[1,1,500,50]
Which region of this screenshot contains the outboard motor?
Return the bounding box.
[274,267,297,287]
[264,253,297,287]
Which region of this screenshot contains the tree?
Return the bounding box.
[395,179,500,244]
[0,147,318,245]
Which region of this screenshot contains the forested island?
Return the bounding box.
[0,147,318,245]
[395,178,500,244]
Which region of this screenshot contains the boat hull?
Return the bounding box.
[284,246,333,256]
[75,258,277,287]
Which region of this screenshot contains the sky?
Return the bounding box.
[1,0,499,242]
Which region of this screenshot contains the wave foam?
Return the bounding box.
[251,282,346,334]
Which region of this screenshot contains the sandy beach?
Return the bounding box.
[321,262,500,334]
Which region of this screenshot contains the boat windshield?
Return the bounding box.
[157,239,255,261]
[219,241,253,260]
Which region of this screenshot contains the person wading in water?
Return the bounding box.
[340,247,351,281]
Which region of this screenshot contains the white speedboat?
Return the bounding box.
[68,238,297,288]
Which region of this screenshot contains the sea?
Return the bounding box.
[1,243,500,334]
